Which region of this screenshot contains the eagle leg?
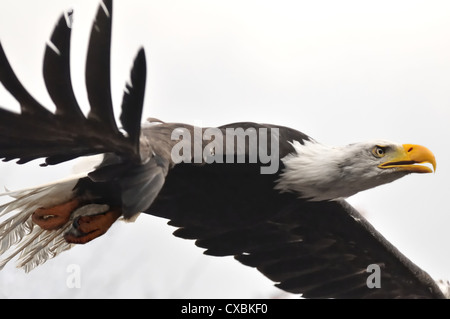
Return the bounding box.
[32,198,80,230]
[64,207,121,244]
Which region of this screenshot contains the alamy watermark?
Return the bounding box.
[66,264,81,289]
[170,126,280,174]
[63,263,380,292]
[366,264,381,289]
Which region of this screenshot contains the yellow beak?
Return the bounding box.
[379,144,436,173]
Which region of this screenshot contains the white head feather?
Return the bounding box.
[275,139,410,201]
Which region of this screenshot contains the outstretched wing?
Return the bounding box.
[0,0,152,271]
[0,0,145,166]
[146,124,445,299]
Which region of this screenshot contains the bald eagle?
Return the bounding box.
[0,0,445,298]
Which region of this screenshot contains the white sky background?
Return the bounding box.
[0,0,449,298]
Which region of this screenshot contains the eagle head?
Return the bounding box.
[275,139,436,201]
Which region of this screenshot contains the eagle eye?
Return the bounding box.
[372,146,386,158]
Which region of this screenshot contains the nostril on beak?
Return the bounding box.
[408,147,413,153]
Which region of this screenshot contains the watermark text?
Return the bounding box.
[171,126,279,174]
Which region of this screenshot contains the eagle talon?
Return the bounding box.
[32,198,80,230]
[64,208,121,244]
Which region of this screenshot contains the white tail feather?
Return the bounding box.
[0,175,84,271]
[17,225,73,272]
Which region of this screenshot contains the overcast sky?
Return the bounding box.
[0,0,449,298]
